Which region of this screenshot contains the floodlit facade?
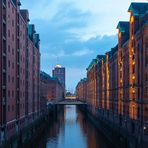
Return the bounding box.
[76,78,87,102]
[76,2,148,147]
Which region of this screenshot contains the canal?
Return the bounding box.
[33,105,115,148]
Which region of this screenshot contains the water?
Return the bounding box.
[36,105,114,148]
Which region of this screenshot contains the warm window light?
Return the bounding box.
[120,80,123,83]
[131,36,134,40]
[132,76,135,80]
[119,32,122,38]
[132,48,134,53]
[130,16,134,23]
[132,61,135,65]
[132,89,135,93]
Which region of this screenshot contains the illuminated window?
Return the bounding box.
[131,16,134,23]
[132,105,135,119]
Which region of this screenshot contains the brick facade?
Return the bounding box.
[40,72,64,102]
[76,2,148,147]
[76,78,87,102]
[0,0,40,141]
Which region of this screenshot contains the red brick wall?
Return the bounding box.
[0,0,40,140]
[6,0,17,123]
[141,23,148,123]
[40,77,64,102]
[76,79,87,102]
[27,39,34,117]
[0,0,3,126]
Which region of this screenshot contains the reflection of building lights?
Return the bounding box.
[131,36,134,40]
[120,80,123,83]
[144,126,147,130]
[132,76,135,80]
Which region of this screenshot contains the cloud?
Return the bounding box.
[20,0,147,90]
[66,67,86,92]
[43,48,93,58]
[40,34,117,71]
[72,49,93,56]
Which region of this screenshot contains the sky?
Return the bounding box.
[21,0,147,92]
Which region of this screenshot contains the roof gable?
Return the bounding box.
[128,3,148,16]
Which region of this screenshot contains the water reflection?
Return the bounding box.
[37,105,114,148]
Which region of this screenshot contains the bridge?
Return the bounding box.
[65,96,77,100]
[47,99,86,105]
[56,99,86,105]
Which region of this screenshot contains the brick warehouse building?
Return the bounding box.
[40,71,64,102]
[0,0,40,142]
[76,2,148,147]
[76,78,87,102]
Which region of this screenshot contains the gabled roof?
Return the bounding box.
[34,34,40,49]
[87,59,97,72]
[80,78,87,82]
[40,71,51,80]
[117,21,129,33]
[128,3,148,16]
[40,71,63,87]
[28,24,36,41]
[111,45,118,55]
[117,21,130,46]
[96,55,106,63]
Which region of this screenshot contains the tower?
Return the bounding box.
[52,65,66,89]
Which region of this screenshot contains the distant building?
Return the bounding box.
[40,71,64,102]
[52,64,66,89]
[76,78,87,102]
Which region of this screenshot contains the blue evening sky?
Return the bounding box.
[21,0,147,92]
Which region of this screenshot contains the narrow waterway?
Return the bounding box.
[35,105,114,148]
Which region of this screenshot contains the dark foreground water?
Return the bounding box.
[35,105,114,148]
